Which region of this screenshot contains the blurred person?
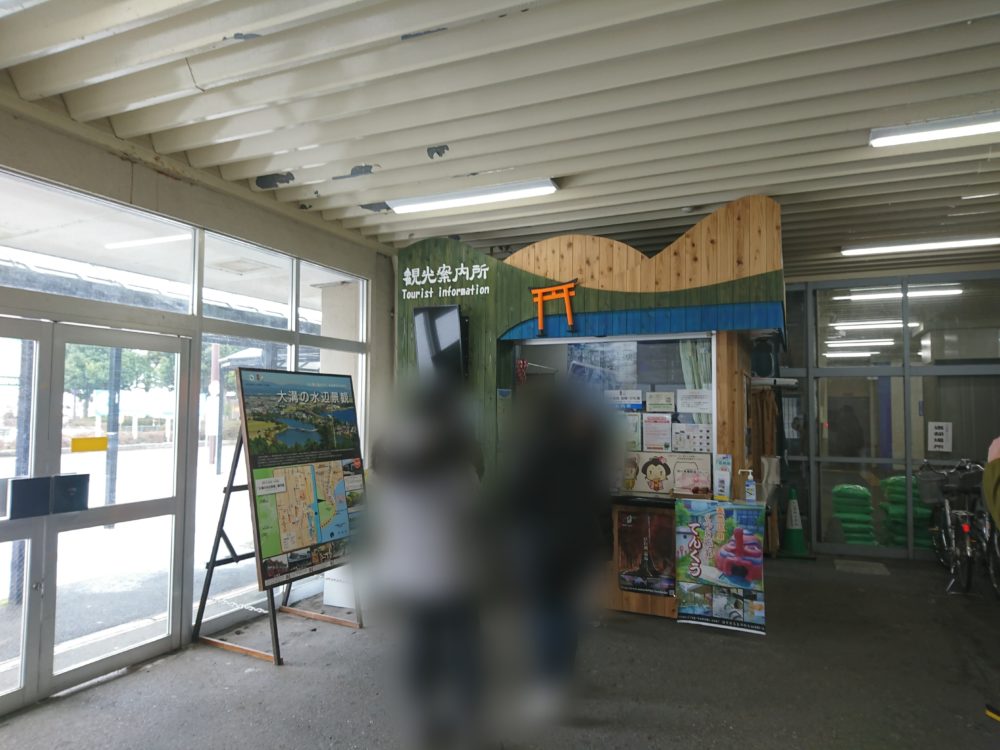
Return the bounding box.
[986,436,1000,528]
[501,380,613,722]
[368,379,485,749]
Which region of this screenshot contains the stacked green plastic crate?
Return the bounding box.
[879,475,933,549]
[831,484,877,546]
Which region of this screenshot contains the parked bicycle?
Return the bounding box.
[919,458,999,596]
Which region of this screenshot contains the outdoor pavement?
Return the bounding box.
[3,556,1000,749]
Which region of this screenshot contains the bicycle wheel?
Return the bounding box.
[953,523,974,593]
[987,528,1000,600]
[930,507,951,569]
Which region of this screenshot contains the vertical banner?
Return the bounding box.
[675,499,766,634]
[617,507,676,596]
[236,368,367,590]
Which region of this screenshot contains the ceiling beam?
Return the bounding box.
[0,0,217,69]
[159,0,964,156]
[358,161,1000,242]
[215,17,1000,182]
[8,0,377,100]
[182,42,1000,170]
[65,0,557,122]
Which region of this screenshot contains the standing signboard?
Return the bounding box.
[675,498,766,634]
[236,368,366,590]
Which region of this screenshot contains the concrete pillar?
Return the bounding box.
[319,280,362,383]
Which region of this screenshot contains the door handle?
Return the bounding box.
[31,581,43,595]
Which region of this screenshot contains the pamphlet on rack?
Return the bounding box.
[713,455,732,500]
[622,412,642,451]
[675,498,766,634]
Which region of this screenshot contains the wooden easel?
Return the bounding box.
[192,432,362,665]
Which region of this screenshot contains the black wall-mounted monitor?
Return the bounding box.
[413,305,469,381]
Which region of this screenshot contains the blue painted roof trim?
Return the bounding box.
[498,301,785,341]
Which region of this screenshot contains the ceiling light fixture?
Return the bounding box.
[960,192,999,200]
[104,233,190,250]
[869,110,1000,147]
[841,237,1000,257]
[832,288,963,301]
[825,339,894,347]
[385,178,557,214]
[824,351,878,358]
[833,320,920,331]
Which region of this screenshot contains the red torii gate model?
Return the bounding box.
[530,278,577,333]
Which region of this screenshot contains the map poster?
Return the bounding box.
[675,499,766,635]
[617,507,675,596]
[236,368,366,590]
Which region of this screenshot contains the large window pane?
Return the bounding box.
[54,515,172,673]
[911,374,1000,462]
[298,260,365,341]
[60,343,179,506]
[781,288,806,370]
[816,285,905,367]
[0,172,193,314]
[909,278,1000,365]
[818,462,908,546]
[0,335,34,490]
[780,380,807,457]
[203,234,291,329]
[0,538,28,696]
[817,377,904,460]
[297,346,365,447]
[195,335,289,620]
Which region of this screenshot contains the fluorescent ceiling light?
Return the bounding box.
[869,110,1000,147]
[833,320,920,331]
[826,339,894,347]
[824,351,878,358]
[961,192,999,200]
[104,233,190,250]
[832,288,963,301]
[841,237,1000,256]
[386,179,557,214]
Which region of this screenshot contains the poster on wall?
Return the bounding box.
[675,499,766,634]
[641,413,672,451]
[645,391,675,412]
[672,423,713,453]
[625,452,712,495]
[236,368,366,590]
[617,508,676,596]
[677,389,713,413]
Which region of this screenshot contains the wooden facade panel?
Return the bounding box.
[732,200,749,280]
[749,197,767,279]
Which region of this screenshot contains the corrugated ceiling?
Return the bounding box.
[0,0,998,277]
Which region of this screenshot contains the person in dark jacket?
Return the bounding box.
[501,380,613,719]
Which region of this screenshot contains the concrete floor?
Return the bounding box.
[3,557,1000,749]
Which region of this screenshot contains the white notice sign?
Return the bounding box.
[677,389,713,414]
[642,414,672,451]
[605,389,644,410]
[928,421,953,453]
[645,391,675,412]
[255,476,287,495]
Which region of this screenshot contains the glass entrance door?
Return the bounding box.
[0,319,50,715]
[0,322,190,712]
